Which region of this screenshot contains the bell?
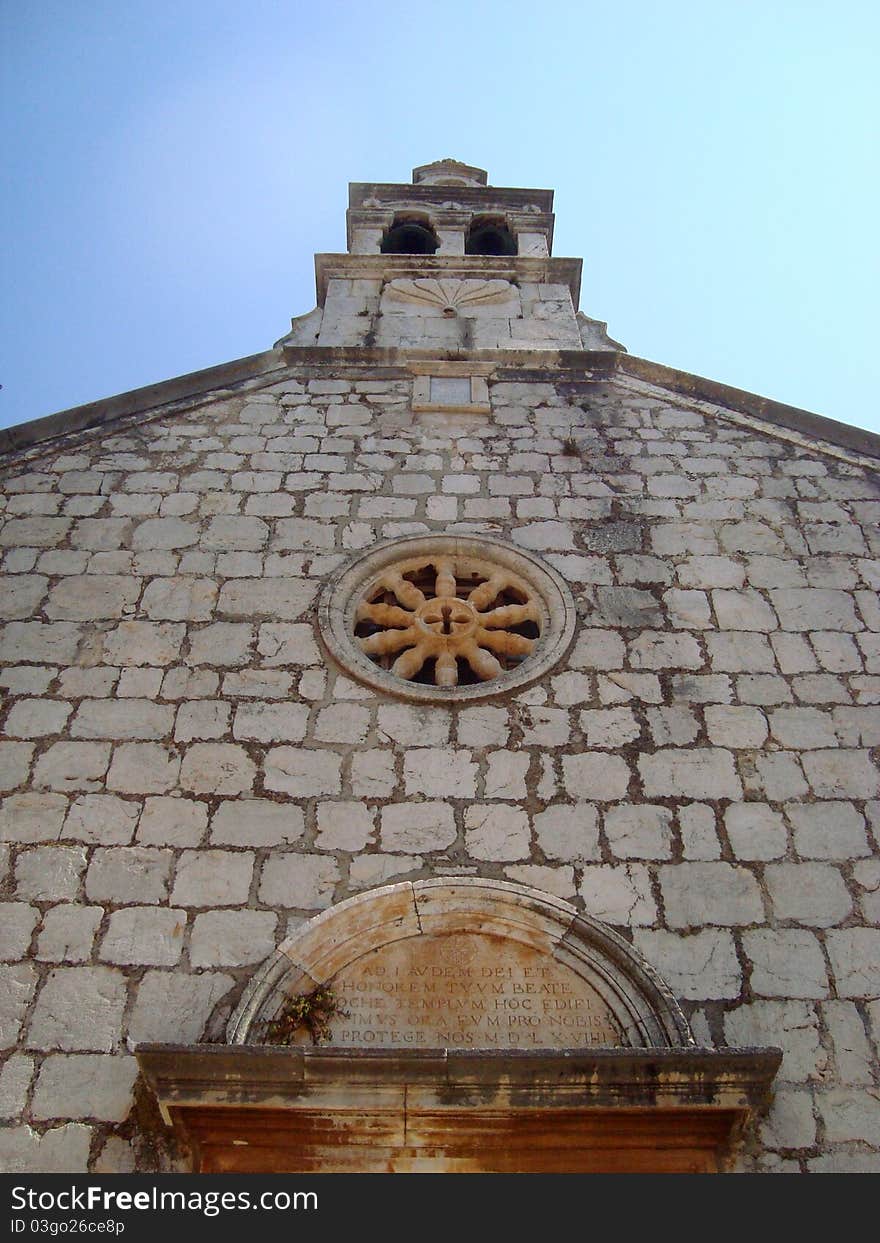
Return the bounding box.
[380,221,439,255]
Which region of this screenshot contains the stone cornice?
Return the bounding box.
[314,253,582,306]
[3,343,879,470]
[349,182,554,214]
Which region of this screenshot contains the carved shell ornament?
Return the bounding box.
[384,277,515,317]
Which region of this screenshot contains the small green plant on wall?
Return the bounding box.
[255,986,349,1046]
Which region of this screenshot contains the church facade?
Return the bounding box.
[1,160,879,1173]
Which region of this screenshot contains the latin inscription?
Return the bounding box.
[329,932,625,1049]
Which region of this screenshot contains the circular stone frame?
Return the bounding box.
[317,533,577,703]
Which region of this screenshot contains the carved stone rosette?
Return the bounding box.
[317,534,577,703]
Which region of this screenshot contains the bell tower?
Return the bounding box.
[278,159,621,353]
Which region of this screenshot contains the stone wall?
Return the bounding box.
[0,365,879,1172]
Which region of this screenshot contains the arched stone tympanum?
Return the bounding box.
[137,881,780,1173]
[228,878,693,1050]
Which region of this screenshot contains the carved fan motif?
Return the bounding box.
[353,554,541,687]
[384,278,515,316]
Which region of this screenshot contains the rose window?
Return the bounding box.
[354,554,540,687]
[318,535,576,703]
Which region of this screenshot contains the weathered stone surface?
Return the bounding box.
[660,863,764,928]
[765,864,852,927]
[27,966,127,1051]
[127,970,234,1043]
[724,1001,824,1083]
[32,1054,139,1121]
[0,1123,92,1172]
[36,906,103,963]
[211,799,303,847]
[179,744,256,795]
[100,907,186,966]
[190,910,277,967]
[15,846,86,901]
[86,847,171,904]
[264,747,342,796]
[743,930,829,998]
[0,792,68,843]
[533,804,600,862]
[825,929,880,998]
[633,930,742,999]
[638,749,742,799]
[172,851,253,907]
[604,805,672,859]
[258,853,340,909]
[381,802,456,853]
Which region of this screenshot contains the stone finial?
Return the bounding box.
[412,158,488,187]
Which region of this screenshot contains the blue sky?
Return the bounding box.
[2,1,878,435]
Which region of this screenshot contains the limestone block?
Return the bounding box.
[0,962,36,1049]
[724,803,787,860]
[190,910,277,967]
[647,708,700,747]
[770,588,861,631]
[704,706,769,748]
[45,576,140,621]
[0,792,68,843]
[403,749,477,798]
[315,703,371,744]
[34,742,110,792]
[638,748,742,799]
[174,700,230,742]
[677,556,745,589]
[258,853,340,910]
[530,804,598,863]
[561,753,631,802]
[71,700,174,740]
[15,846,86,901]
[0,516,70,546]
[102,620,185,666]
[711,589,778,631]
[315,802,375,852]
[578,864,656,926]
[578,709,639,747]
[823,1000,875,1084]
[724,1001,825,1083]
[706,632,776,672]
[660,863,764,928]
[743,930,829,998]
[107,744,180,794]
[32,1054,139,1122]
[628,631,702,670]
[179,744,255,795]
[825,929,880,998]
[0,1053,33,1119]
[677,803,721,859]
[171,850,253,907]
[0,903,38,960]
[86,847,171,905]
[141,577,217,620]
[0,1123,91,1173]
[464,805,530,861]
[381,802,456,853]
[127,970,234,1044]
[817,1090,880,1146]
[760,1088,817,1150]
[765,863,852,927]
[27,966,127,1050]
[519,706,571,745]
[60,794,137,846]
[218,579,317,620]
[264,747,342,796]
[801,749,879,798]
[632,930,741,1000]
[749,753,808,800]
[232,702,308,744]
[223,670,292,698]
[0,574,48,618]
[604,805,672,860]
[36,906,103,963]
[187,622,253,666]
[257,622,321,666]
[349,752,397,798]
[484,751,530,800]
[377,703,450,747]
[99,907,186,966]
[131,517,198,550]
